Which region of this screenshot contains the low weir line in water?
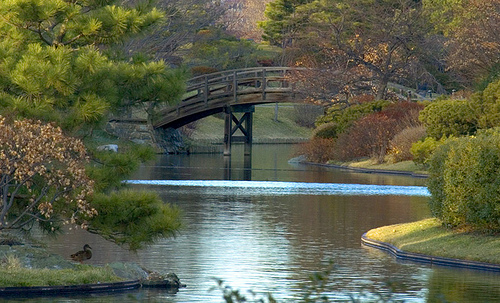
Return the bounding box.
[125,180,430,197]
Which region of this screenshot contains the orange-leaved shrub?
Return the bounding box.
[0,116,96,231]
[387,125,427,163]
[334,102,424,163]
[296,138,336,163]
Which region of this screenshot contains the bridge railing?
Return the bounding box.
[185,67,298,103]
[155,67,303,128]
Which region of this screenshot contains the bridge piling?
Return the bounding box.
[223,105,254,156]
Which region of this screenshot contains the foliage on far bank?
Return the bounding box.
[303,101,424,164]
[314,100,391,137]
[428,129,500,232]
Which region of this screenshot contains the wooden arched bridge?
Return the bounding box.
[154,67,304,155]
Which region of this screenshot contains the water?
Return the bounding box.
[28,145,500,302]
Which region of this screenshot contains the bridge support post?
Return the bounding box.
[223,105,254,156]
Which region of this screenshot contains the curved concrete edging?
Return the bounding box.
[0,280,141,297]
[361,233,500,273]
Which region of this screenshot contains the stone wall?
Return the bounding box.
[106,119,151,144]
[106,119,186,153]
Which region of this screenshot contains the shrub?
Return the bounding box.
[427,129,500,232]
[296,138,336,163]
[333,102,424,163]
[335,113,400,163]
[474,78,500,129]
[387,125,427,163]
[419,99,478,139]
[0,116,95,231]
[313,122,338,139]
[379,101,424,128]
[410,136,448,166]
[315,100,392,137]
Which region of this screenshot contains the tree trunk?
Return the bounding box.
[375,78,389,100]
[145,102,158,145]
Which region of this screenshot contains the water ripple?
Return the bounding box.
[125,180,430,196]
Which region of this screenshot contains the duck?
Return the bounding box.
[70,244,92,263]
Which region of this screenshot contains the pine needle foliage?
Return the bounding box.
[0,0,186,134]
[89,189,182,250]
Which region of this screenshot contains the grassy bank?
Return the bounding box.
[365,218,500,265]
[334,159,428,175]
[0,264,123,287]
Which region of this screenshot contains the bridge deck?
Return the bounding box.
[154,67,303,129]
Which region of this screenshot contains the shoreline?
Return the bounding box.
[361,232,500,272]
[301,161,429,178]
[0,240,185,296]
[361,218,500,272]
[0,280,141,297]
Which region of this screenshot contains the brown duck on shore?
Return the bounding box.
[70,244,92,263]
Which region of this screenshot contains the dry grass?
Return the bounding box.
[341,159,427,174]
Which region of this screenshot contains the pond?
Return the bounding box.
[33,144,500,302]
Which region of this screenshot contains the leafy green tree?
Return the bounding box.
[259,0,312,48]
[0,0,163,47]
[185,28,263,70]
[423,0,466,35]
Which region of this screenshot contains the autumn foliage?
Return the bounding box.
[297,138,336,163]
[335,102,423,163]
[0,117,96,231]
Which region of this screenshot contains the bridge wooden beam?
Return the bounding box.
[223,105,254,156]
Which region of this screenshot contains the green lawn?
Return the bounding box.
[0,264,123,287]
[366,218,500,265]
[188,104,314,144]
